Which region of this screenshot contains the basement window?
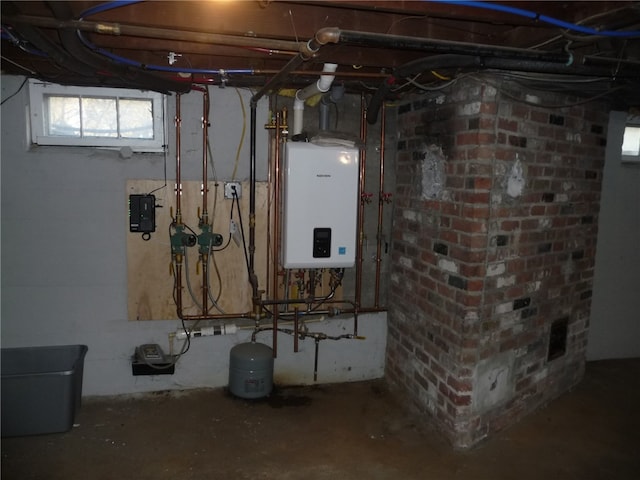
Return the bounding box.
[621,117,640,163]
[28,80,166,152]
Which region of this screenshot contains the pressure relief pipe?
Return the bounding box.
[292,63,338,136]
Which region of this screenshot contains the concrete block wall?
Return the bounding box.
[386,77,607,447]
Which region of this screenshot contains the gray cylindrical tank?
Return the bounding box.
[228,342,273,399]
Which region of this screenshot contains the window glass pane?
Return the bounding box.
[31,80,165,151]
[82,97,117,138]
[46,96,80,137]
[621,126,640,156]
[119,99,154,139]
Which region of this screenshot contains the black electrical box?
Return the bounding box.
[129,194,156,233]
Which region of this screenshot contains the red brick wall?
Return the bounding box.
[387,78,607,447]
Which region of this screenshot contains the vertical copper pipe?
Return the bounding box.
[355,94,367,309]
[174,94,184,317]
[271,109,282,358]
[374,102,386,309]
[248,104,259,300]
[175,94,182,224]
[201,89,209,224]
[266,113,273,302]
[201,90,210,315]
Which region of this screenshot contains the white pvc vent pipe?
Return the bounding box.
[293,63,338,136]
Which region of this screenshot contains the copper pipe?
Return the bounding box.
[271,109,283,357]
[374,102,386,309]
[272,110,283,303]
[175,94,182,224]
[201,90,210,315]
[177,312,252,321]
[265,113,273,302]
[272,305,385,319]
[201,89,209,224]
[349,94,369,337]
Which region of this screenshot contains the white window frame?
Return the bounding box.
[28,79,166,152]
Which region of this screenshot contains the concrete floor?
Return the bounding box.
[2,358,639,480]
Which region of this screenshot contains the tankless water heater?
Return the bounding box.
[283,141,359,268]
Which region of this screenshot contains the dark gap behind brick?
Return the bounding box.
[548,317,569,361]
[496,235,509,246]
[538,243,552,254]
[448,275,467,290]
[433,242,449,255]
[513,297,531,310]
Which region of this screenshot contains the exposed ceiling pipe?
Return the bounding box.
[366,53,640,124]
[293,63,338,136]
[251,27,340,106]
[3,14,303,55]
[316,27,571,64]
[45,1,190,94]
[2,3,94,77]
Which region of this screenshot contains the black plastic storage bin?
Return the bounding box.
[1,344,88,437]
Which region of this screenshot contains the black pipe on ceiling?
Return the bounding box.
[325,28,572,64]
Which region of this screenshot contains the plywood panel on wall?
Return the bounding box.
[127,180,270,320]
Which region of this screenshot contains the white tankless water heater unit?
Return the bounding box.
[283,141,359,269]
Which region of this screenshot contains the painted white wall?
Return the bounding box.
[0,75,387,395]
[587,111,640,360]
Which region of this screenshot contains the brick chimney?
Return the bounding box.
[386,77,607,447]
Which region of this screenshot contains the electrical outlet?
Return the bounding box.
[224,182,242,199]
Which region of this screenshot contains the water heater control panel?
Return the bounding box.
[313,228,332,258]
